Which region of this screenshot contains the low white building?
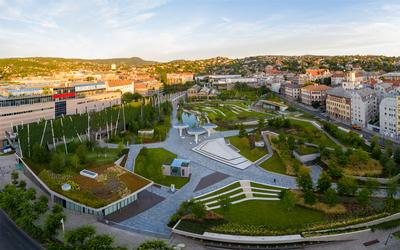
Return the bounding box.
[106,80,134,94]
[350,88,377,128]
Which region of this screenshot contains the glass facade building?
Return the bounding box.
[54,192,139,217]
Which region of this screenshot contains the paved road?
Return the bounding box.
[0,209,42,250]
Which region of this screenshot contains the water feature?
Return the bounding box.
[181,112,198,127]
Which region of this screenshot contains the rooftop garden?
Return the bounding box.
[134,147,190,189]
[23,141,150,208]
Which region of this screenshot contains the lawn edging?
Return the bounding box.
[172,220,370,244]
[194,180,287,200]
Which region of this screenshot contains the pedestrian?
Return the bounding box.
[273,178,276,183]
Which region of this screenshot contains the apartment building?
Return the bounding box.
[166,73,194,85]
[350,88,377,128]
[300,84,331,106]
[331,71,346,86]
[374,83,393,104]
[326,87,352,124]
[382,72,400,81]
[379,95,400,138]
[283,84,301,101]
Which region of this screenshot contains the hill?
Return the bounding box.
[0,57,157,79]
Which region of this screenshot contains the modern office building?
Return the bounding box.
[0,82,121,147]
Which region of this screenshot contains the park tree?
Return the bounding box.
[317,171,332,193]
[371,144,382,160]
[394,147,400,164]
[311,101,321,109]
[191,202,206,220]
[324,188,338,207]
[287,136,296,151]
[50,153,67,173]
[257,117,265,132]
[337,177,357,196]
[18,180,27,190]
[370,135,379,149]
[248,134,256,149]
[385,140,394,157]
[68,154,80,170]
[327,163,343,179]
[43,208,65,239]
[31,144,48,164]
[117,142,125,154]
[387,179,398,199]
[356,188,371,207]
[384,158,397,177]
[11,171,19,185]
[296,167,313,191]
[62,225,126,250]
[122,92,134,103]
[137,240,173,250]
[280,189,296,211]
[365,178,380,193]
[304,189,316,205]
[76,144,88,164]
[238,124,247,138]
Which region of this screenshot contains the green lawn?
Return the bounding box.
[228,136,267,161]
[197,182,241,199]
[186,100,272,129]
[259,152,287,175]
[134,148,190,189]
[85,148,122,167]
[214,200,325,229]
[295,145,319,155]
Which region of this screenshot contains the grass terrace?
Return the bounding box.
[295,144,319,155]
[184,100,273,129]
[134,148,190,189]
[174,180,397,236]
[259,151,286,175]
[227,135,267,162]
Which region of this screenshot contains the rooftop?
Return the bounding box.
[301,84,331,92]
[107,80,134,87]
[326,87,351,99]
[170,158,190,168]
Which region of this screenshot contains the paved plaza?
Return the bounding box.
[116,103,304,236]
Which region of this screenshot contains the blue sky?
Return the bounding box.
[0,0,399,61]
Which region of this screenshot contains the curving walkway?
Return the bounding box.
[117,103,301,236]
